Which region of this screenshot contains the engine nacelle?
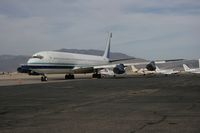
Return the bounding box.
[146,61,156,71]
[17,66,30,73]
[17,66,40,75]
[113,64,126,74]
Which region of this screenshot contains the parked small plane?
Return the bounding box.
[99,68,115,77]
[17,33,176,81]
[155,66,179,75]
[183,59,200,74]
[130,61,158,75]
[131,64,179,75]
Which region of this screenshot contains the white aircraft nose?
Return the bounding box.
[27,58,40,64]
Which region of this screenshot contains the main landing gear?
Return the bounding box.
[65,74,75,79]
[92,73,101,79]
[40,74,75,81]
[41,75,48,81]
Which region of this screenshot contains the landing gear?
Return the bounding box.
[65,74,75,79]
[92,73,101,79]
[41,75,48,81]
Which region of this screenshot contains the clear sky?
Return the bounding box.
[0,0,199,60]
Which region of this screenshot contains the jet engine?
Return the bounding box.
[146,61,156,71]
[17,66,30,73]
[17,65,40,75]
[113,64,126,74]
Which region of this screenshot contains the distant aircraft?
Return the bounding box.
[131,64,179,75]
[155,66,179,75]
[99,68,115,77]
[129,61,158,75]
[183,59,200,74]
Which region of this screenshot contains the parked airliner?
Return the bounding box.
[18,33,114,81]
[17,33,165,81]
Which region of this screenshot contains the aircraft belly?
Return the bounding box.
[32,69,73,74]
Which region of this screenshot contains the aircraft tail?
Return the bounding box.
[156,66,160,72]
[131,65,138,72]
[199,59,200,68]
[183,64,190,71]
[103,32,112,59]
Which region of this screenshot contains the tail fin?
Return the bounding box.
[156,66,160,71]
[131,65,138,72]
[199,59,200,68]
[103,32,112,59]
[183,64,190,71]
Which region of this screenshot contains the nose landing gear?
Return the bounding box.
[92,73,101,79]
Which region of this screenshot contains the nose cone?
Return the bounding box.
[27,58,35,64]
[28,52,47,64]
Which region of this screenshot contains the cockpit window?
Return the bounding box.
[32,55,44,59]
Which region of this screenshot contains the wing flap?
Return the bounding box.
[73,67,94,74]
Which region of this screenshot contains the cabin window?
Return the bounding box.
[32,55,44,59]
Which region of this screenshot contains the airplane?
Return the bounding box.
[183,59,200,74]
[155,66,179,75]
[130,63,179,75]
[18,33,113,81]
[99,68,115,77]
[17,33,171,81]
[130,61,157,75]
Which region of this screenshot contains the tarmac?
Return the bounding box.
[0,74,200,133]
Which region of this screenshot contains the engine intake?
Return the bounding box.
[146,61,156,71]
[17,66,40,75]
[113,64,126,74]
[17,66,30,73]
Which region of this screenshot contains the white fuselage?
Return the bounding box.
[156,69,179,75]
[27,51,109,74]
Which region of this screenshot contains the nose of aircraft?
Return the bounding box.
[27,58,35,64]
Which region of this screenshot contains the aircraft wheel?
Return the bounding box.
[65,74,75,79]
[70,74,75,79]
[41,76,48,81]
[97,74,101,79]
[65,75,69,79]
[92,74,101,79]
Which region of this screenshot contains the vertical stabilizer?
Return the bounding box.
[199,59,200,68]
[131,65,138,72]
[183,64,190,71]
[156,66,160,72]
[103,32,112,59]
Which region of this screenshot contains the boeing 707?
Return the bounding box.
[17,33,170,81]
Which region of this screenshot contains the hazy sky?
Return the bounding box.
[0,0,200,60]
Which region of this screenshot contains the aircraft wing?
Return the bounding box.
[72,66,94,74]
[93,61,152,69]
[72,59,183,75]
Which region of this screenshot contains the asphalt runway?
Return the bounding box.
[0,75,200,133]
